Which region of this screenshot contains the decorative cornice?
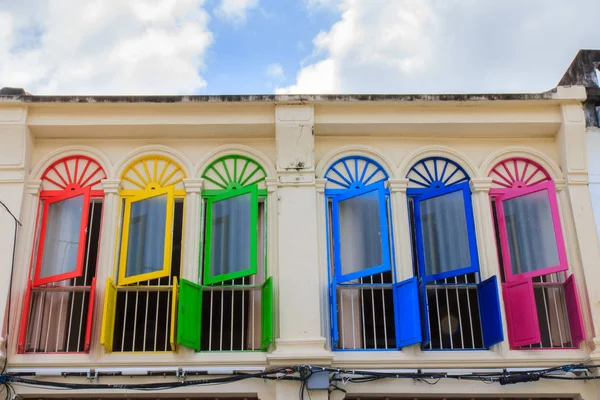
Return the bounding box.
[388,178,409,192]
[315,178,327,193]
[265,178,278,193]
[183,178,204,193]
[470,178,494,193]
[25,180,42,195]
[101,179,122,194]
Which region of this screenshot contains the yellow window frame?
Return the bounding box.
[118,186,175,286]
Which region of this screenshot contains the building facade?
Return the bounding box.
[1,56,600,399]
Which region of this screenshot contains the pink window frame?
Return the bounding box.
[492,180,568,283]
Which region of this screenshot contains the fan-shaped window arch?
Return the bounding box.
[100,155,186,353]
[324,156,417,351]
[406,156,503,351]
[489,157,584,349]
[19,155,106,354]
[175,154,272,353]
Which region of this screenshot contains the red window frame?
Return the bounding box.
[33,186,92,286]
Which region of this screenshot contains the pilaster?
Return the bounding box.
[268,104,331,366]
[388,179,412,281]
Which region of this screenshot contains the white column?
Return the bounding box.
[182,178,203,283]
[268,105,332,366]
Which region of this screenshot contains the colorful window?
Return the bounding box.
[326,156,415,350]
[19,156,106,353]
[176,155,273,352]
[489,158,585,349]
[407,157,503,350]
[100,156,185,353]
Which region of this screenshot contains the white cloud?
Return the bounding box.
[214,0,258,25]
[279,0,600,94]
[0,0,213,95]
[265,63,285,80]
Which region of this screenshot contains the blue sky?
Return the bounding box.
[1,0,600,95]
[204,0,338,94]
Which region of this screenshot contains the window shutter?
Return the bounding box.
[502,278,540,347]
[261,276,274,351]
[17,280,33,354]
[100,277,117,353]
[477,276,504,348]
[84,277,96,352]
[419,279,430,346]
[393,277,422,348]
[563,275,585,347]
[330,280,339,349]
[170,277,179,352]
[177,279,202,351]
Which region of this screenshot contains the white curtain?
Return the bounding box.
[419,190,471,277]
[40,195,84,279]
[338,190,383,277]
[126,194,167,277]
[210,192,251,278]
[503,189,559,275]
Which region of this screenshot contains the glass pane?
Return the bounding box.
[338,190,383,276]
[210,193,251,278]
[420,190,471,277]
[40,195,85,279]
[503,189,559,275]
[125,194,167,278]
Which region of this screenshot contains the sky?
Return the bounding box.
[0,0,599,95]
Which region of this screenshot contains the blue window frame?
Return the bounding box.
[406,157,503,350]
[331,181,391,283]
[325,156,406,351]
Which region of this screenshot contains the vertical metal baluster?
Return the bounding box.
[154,284,159,352]
[351,288,357,349]
[231,280,235,350]
[143,283,150,352]
[552,284,564,346]
[220,286,224,351]
[44,293,55,353]
[465,286,475,348]
[434,286,442,349]
[208,289,214,351]
[380,273,388,349]
[360,286,366,349]
[241,285,245,351]
[540,285,553,347]
[340,287,345,349]
[445,284,453,349]
[66,291,75,351]
[55,293,65,352]
[165,275,172,351]
[121,291,128,351]
[132,289,140,351]
[370,276,377,349]
[455,277,464,349]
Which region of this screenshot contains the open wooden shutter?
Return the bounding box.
[17,280,33,354]
[330,279,339,349]
[100,277,117,353]
[503,278,540,347]
[177,279,202,351]
[563,275,585,347]
[83,277,96,352]
[261,276,274,351]
[393,277,422,348]
[170,277,179,352]
[477,276,504,348]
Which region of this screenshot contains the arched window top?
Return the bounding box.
[41,155,106,193]
[201,154,267,191]
[489,157,552,189]
[406,157,469,191]
[324,156,389,191]
[120,155,186,191]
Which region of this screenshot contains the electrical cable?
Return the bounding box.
[0,200,22,375]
